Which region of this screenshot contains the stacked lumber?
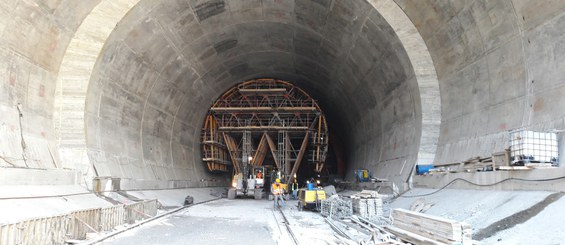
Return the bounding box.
[462,156,494,172]
[350,190,385,222]
[384,225,443,245]
[431,150,513,173]
[434,156,495,173]
[524,163,556,169]
[498,163,556,170]
[351,190,382,198]
[389,209,472,245]
[498,166,531,171]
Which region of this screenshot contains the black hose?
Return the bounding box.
[400,175,565,198]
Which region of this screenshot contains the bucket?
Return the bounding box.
[307,183,314,190]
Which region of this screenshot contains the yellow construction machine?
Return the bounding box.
[296,188,326,211]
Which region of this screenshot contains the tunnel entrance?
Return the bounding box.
[201,79,329,186]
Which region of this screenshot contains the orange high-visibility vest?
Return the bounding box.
[272,183,283,195]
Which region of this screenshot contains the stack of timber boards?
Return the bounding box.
[351,190,384,221]
[352,198,384,219]
[388,209,472,245]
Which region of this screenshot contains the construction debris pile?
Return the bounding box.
[320,195,352,219]
[323,190,472,245]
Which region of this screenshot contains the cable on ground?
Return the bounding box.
[400,175,565,198]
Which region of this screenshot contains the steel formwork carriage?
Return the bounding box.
[201,79,329,185]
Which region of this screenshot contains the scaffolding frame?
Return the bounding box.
[201,79,329,183]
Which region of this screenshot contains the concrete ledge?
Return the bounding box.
[0,185,112,223]
[0,167,79,186]
[119,178,227,191]
[414,168,565,192]
[125,187,226,207]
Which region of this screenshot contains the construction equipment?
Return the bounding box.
[228,166,265,199]
[202,79,330,190]
[297,188,326,211]
[354,169,372,183]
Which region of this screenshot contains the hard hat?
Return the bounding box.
[275,178,280,183]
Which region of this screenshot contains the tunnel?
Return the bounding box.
[76,0,438,191]
[1,0,565,244]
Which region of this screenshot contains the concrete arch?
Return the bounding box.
[53,0,441,190]
[54,0,141,184]
[366,0,441,166]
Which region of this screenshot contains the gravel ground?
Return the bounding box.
[391,188,565,244]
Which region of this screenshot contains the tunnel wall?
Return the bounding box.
[396,1,565,165]
[83,0,427,190]
[1,0,563,191]
[85,1,220,188]
[345,9,422,189]
[0,1,99,180]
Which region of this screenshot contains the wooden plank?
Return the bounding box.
[393,221,459,244]
[265,133,280,169]
[384,226,443,245]
[210,106,317,112]
[223,133,242,173]
[525,163,555,169]
[238,88,287,94]
[251,133,268,167]
[392,209,470,245]
[498,166,531,170]
[288,132,309,185]
[433,162,462,167]
[285,132,291,176]
[219,126,308,131]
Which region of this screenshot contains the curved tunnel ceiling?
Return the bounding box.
[2,0,564,193]
[60,0,441,190]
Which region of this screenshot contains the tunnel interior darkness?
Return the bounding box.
[83,0,426,190]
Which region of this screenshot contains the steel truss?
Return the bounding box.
[201,79,328,183]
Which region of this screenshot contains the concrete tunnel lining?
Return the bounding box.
[2,1,565,242]
[52,0,440,191]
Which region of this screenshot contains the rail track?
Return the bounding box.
[90,198,301,245]
[272,207,300,245]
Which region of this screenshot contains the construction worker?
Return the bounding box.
[256,170,263,179]
[291,179,299,200]
[272,178,285,208]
